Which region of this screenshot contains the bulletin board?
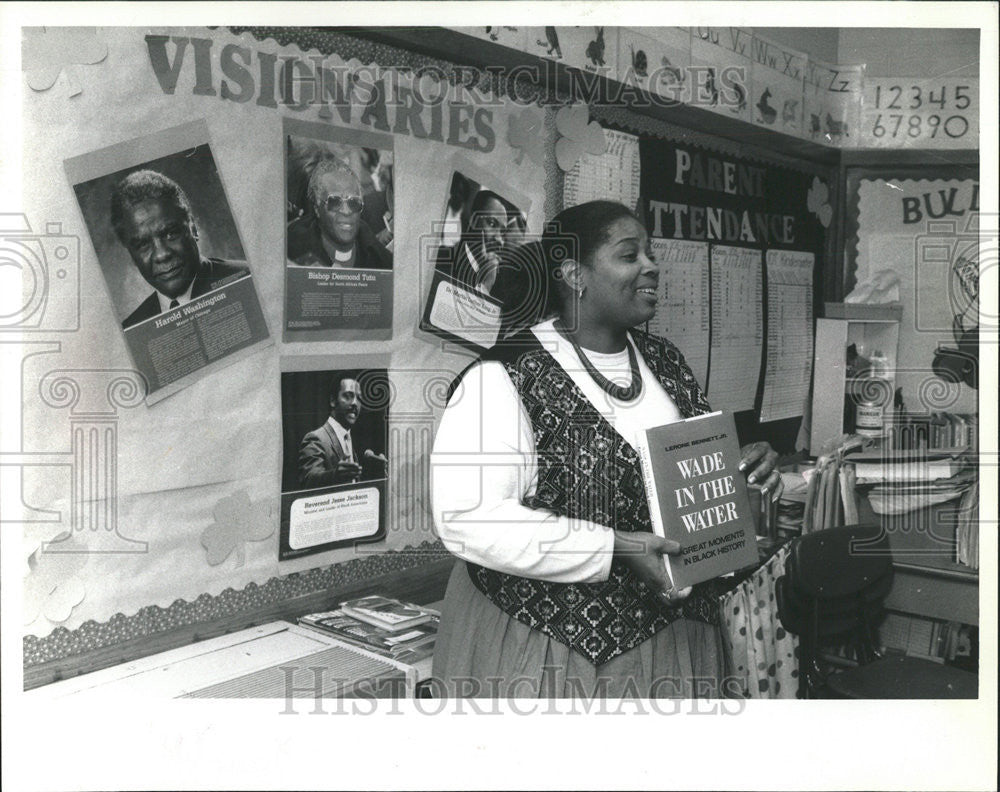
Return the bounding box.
[633,130,829,449]
[17,25,841,681]
[844,159,981,417]
[18,26,550,678]
[577,100,837,452]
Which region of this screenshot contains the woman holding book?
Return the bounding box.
[431,200,781,697]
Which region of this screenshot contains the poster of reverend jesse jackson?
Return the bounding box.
[66,120,270,403]
[278,367,390,561]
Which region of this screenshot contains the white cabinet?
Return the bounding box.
[810,303,901,455]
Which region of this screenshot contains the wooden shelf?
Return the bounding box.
[353,28,983,171]
[351,27,842,166]
[841,149,979,168]
[892,560,978,583]
[359,27,988,177]
[886,563,978,626]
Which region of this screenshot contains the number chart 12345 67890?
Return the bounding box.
[859,78,978,149]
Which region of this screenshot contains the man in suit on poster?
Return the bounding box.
[111,170,250,330]
[298,376,387,489]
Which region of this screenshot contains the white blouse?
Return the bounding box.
[431,319,683,584]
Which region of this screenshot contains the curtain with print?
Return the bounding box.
[722,544,799,699]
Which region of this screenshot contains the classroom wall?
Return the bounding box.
[839,27,980,417]
[838,28,979,77]
[18,24,980,667]
[757,27,980,77]
[754,27,840,64]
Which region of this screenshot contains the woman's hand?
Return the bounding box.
[739,441,783,502]
[613,530,692,608]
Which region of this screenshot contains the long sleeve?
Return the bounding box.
[431,361,616,583]
[298,432,337,489]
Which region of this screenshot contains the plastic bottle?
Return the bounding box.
[854,349,892,439]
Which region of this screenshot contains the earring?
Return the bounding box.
[577,285,587,298]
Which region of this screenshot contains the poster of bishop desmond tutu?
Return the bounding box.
[284,118,394,343]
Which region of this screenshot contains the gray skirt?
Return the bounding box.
[431,561,733,698]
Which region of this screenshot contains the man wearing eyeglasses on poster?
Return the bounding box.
[287,159,392,270]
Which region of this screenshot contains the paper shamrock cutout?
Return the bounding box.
[554,104,607,171]
[23,531,89,625]
[22,27,108,97]
[201,489,274,567]
[806,176,833,228]
[508,109,545,166]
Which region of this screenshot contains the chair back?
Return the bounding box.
[788,523,893,600]
[776,524,895,695]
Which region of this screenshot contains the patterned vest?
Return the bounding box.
[465,328,725,666]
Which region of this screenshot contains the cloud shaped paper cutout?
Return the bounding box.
[201,490,275,567]
[22,27,108,97]
[554,104,607,171]
[507,108,545,166]
[807,176,833,228]
[806,176,833,228]
[23,531,89,625]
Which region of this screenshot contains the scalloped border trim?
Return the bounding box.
[845,171,979,297]
[226,26,525,102]
[590,103,831,175]
[24,541,449,667]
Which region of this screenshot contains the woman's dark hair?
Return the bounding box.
[329,373,356,403]
[447,171,473,212]
[486,201,641,337]
[496,240,549,335]
[541,200,639,314]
